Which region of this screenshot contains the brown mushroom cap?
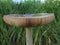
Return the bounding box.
[3,13,55,27]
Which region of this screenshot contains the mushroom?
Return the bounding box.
[3,13,55,45]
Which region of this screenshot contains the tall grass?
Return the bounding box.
[0,0,60,45]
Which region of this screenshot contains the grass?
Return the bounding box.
[0,0,60,45]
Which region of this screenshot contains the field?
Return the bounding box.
[0,0,60,45]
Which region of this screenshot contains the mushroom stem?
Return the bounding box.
[26,27,33,45]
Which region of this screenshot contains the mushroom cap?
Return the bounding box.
[3,13,55,27]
